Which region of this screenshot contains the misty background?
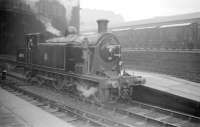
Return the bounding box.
[80,0,200,31]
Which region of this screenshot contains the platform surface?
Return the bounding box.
[0,104,28,127]
[127,70,200,102]
[0,86,74,127]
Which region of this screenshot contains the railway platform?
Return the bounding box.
[0,103,28,127]
[129,70,200,101]
[127,70,200,116]
[0,86,74,127]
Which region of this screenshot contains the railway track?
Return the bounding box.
[1,75,200,127]
[1,80,131,127]
[56,87,200,127]
[54,88,200,127]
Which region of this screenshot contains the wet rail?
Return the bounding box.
[64,89,200,127]
[2,77,200,127]
[1,80,135,127]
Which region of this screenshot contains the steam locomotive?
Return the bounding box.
[16,20,145,102]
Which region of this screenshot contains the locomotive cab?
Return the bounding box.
[17,33,42,63]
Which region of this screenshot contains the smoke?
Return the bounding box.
[38,15,61,36]
[76,85,98,98]
[23,0,40,13]
[23,0,79,36]
[56,0,79,22]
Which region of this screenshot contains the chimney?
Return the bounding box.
[97,19,109,33]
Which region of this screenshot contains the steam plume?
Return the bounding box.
[28,0,79,22]
[57,0,79,22]
[24,0,79,36]
[38,15,61,36]
[76,85,98,98]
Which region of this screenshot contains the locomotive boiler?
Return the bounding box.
[17,19,145,102]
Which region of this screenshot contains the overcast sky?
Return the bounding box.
[81,0,200,21]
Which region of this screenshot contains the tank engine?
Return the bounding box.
[17,19,145,102]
